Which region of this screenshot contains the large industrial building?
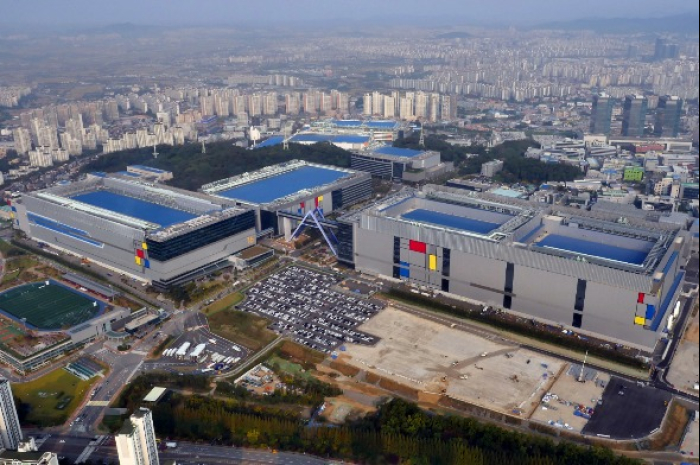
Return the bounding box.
[337,185,690,351]
[201,160,372,238]
[350,146,453,182]
[12,176,256,290]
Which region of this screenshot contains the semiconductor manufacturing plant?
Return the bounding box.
[336,184,690,351]
[8,160,692,352]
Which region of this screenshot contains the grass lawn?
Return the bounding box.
[266,355,313,380]
[2,256,39,285]
[13,368,98,427]
[203,292,244,315]
[208,309,276,351]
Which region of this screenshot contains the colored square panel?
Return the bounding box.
[136,249,145,259]
[142,242,148,250]
[135,256,141,265]
[409,240,427,254]
[637,292,645,304]
[428,254,438,271]
[645,305,656,319]
[399,268,410,278]
[634,316,646,326]
[144,259,150,269]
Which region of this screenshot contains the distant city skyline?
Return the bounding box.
[1,0,697,26]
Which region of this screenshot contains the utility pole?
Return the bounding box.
[578,350,589,383]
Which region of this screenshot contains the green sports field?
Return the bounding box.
[0,281,102,330]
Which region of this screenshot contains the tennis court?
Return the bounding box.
[0,281,104,330]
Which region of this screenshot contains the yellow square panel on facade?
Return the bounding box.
[428,254,438,271]
[247,236,255,244]
[634,316,645,326]
[318,195,324,202]
[135,256,141,265]
[142,242,148,250]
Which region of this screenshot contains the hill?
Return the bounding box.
[535,13,699,34]
[80,141,353,191]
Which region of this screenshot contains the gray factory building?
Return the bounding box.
[201,160,372,239]
[12,176,256,291]
[338,185,691,351]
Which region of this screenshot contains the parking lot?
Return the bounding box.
[150,327,250,374]
[530,364,610,433]
[238,266,385,353]
[582,377,672,439]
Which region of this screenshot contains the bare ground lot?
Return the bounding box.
[530,367,610,433]
[340,306,565,414]
[667,312,699,393]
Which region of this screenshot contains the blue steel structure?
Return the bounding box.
[290,208,340,256]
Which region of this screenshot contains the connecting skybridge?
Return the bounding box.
[279,209,340,256]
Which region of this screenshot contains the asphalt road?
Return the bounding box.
[582,377,672,439]
[42,436,332,465]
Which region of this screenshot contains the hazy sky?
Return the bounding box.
[1,0,697,26]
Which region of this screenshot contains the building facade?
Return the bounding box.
[590,94,614,135]
[0,380,22,451]
[622,95,648,137]
[338,186,690,351]
[116,408,159,465]
[654,96,683,138]
[12,176,256,290]
[0,451,58,465]
[202,160,373,239]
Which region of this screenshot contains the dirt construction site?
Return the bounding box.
[337,306,567,416]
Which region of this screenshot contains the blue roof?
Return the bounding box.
[535,234,648,265]
[331,135,370,143]
[402,209,501,235]
[215,166,349,204]
[366,121,399,129]
[333,120,363,127]
[130,165,168,174]
[117,171,142,178]
[290,134,335,143]
[373,146,424,158]
[71,191,197,227]
[255,136,285,149]
[255,134,369,149]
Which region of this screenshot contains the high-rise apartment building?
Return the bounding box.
[383,96,395,118]
[285,93,300,115]
[362,93,372,116]
[413,92,428,119]
[0,379,23,451]
[622,95,648,137]
[116,408,159,465]
[372,91,383,116]
[399,95,414,120]
[654,95,682,137]
[12,128,32,155]
[654,38,680,61]
[590,93,614,135]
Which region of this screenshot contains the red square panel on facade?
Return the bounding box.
[409,240,427,254]
[637,292,645,304]
[136,249,145,259]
